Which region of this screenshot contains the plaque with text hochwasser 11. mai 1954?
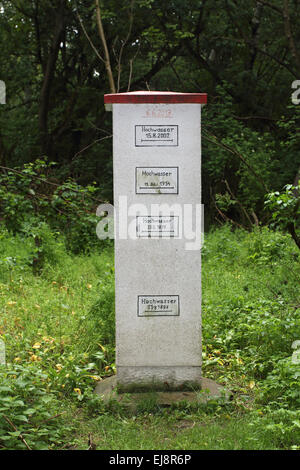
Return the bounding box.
[135,167,178,194]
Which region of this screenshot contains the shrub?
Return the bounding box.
[0,159,107,254]
[0,363,72,450]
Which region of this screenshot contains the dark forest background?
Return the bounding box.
[1,2,300,450]
[0,0,300,236]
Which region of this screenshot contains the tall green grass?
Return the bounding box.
[0,224,299,449]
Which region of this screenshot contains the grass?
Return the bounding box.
[0,231,115,362]
[0,224,300,450]
[67,410,279,450]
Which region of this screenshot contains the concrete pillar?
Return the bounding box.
[104,91,207,391]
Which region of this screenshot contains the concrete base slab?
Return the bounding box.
[94,375,229,408]
[116,366,202,392]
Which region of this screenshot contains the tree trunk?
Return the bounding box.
[38,0,65,155]
[95,0,116,94]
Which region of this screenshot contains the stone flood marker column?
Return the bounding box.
[105,91,207,391]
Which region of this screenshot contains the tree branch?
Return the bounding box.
[75,4,105,65]
[116,0,135,92]
[38,0,65,153]
[127,44,181,91]
[203,129,269,192]
[257,0,283,14]
[95,0,116,93]
[224,179,254,227]
[283,0,300,74]
[3,415,32,450]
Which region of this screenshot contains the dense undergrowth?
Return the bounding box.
[0,224,299,449]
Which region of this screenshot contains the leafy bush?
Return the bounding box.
[0,364,71,450]
[1,223,299,449]
[265,184,300,251]
[202,90,277,223]
[0,159,107,254]
[85,262,116,351]
[249,408,300,450]
[258,356,300,409]
[202,225,300,418]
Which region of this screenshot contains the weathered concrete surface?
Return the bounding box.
[94,375,229,407]
[116,366,202,392]
[112,102,203,389]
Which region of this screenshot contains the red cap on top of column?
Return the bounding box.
[104,90,207,105]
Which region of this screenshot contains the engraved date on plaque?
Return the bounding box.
[138,295,180,317]
[136,167,178,194]
[136,215,179,238]
[135,125,178,147]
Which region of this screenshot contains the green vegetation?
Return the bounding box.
[0,224,299,450]
[1,0,300,452]
[1,1,300,228]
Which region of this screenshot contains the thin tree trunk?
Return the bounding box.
[95,0,116,94]
[287,222,300,250]
[283,0,300,75]
[38,0,65,154]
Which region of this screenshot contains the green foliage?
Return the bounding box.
[0,364,71,450]
[215,193,237,213]
[0,159,107,255]
[276,106,300,185]
[202,225,300,421]
[202,91,279,226]
[86,263,115,348]
[265,184,300,251]
[249,408,300,450]
[265,184,300,230]
[259,356,300,409]
[50,178,103,253]
[245,226,293,266]
[0,228,116,448]
[1,223,300,449]
[1,0,300,229]
[1,0,300,450]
